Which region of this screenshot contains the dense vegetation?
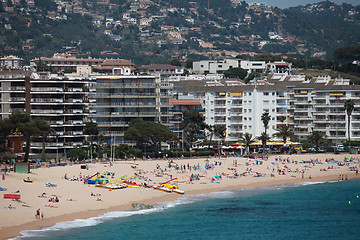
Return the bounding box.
[0,0,359,65]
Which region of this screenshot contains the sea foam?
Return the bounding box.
[12,181,329,239]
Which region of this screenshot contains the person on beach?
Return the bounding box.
[41,212,44,219]
[36,209,40,219]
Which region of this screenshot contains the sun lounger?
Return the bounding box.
[45,183,57,187]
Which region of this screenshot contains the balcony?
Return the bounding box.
[101,131,124,136]
[31,87,63,92]
[69,109,83,114]
[97,121,128,127]
[68,88,83,92]
[9,97,26,102]
[31,98,64,103]
[31,109,63,114]
[214,112,226,116]
[68,99,83,103]
[67,131,83,136]
[9,108,26,113]
[9,86,25,91]
[31,142,63,147]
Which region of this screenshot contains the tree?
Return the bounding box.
[17,121,41,162]
[242,133,255,155]
[206,124,214,149]
[180,110,207,149]
[273,125,293,152]
[257,132,270,152]
[223,67,247,79]
[185,59,194,69]
[0,119,12,153]
[170,58,182,66]
[68,146,88,161]
[7,112,50,162]
[84,121,99,161]
[344,99,355,143]
[125,119,177,156]
[307,131,326,152]
[214,125,226,144]
[261,112,271,135]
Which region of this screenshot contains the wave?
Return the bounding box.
[12,180,332,239]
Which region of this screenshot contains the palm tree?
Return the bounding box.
[273,125,293,153]
[257,132,270,153]
[242,133,255,155]
[261,112,271,135]
[344,99,355,143]
[214,125,226,158]
[206,124,214,149]
[214,125,226,144]
[307,131,326,152]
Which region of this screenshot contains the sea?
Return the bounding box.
[245,0,360,9]
[12,179,360,240]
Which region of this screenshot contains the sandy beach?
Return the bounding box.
[0,153,359,239]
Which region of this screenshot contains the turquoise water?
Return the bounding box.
[14,179,360,240]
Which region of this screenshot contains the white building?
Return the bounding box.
[173,74,360,143]
[192,59,266,75]
[0,55,24,69]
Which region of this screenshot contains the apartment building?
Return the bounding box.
[0,55,24,69]
[0,69,93,155]
[138,64,184,82]
[192,59,266,74]
[173,74,360,143]
[30,56,133,72]
[89,68,173,143]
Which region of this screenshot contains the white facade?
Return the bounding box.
[173,74,360,143]
[0,55,24,69]
[240,60,266,73]
[193,59,266,74]
[202,88,279,142]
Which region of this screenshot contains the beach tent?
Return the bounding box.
[14,163,30,173]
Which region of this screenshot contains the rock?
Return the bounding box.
[132,203,153,210]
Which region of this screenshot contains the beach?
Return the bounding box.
[0,153,359,239]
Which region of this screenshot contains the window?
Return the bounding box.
[263,100,269,104]
[244,117,247,120]
[244,109,247,113]
[263,92,269,96]
[272,109,275,112]
[249,125,252,129]
[248,100,252,104]
[272,92,275,95]
[218,65,222,68]
[249,109,252,113]
[249,117,252,120]
[249,93,252,96]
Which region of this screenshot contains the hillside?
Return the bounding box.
[0,0,359,65]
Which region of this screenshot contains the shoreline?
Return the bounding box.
[0,153,359,239]
[2,173,358,240]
